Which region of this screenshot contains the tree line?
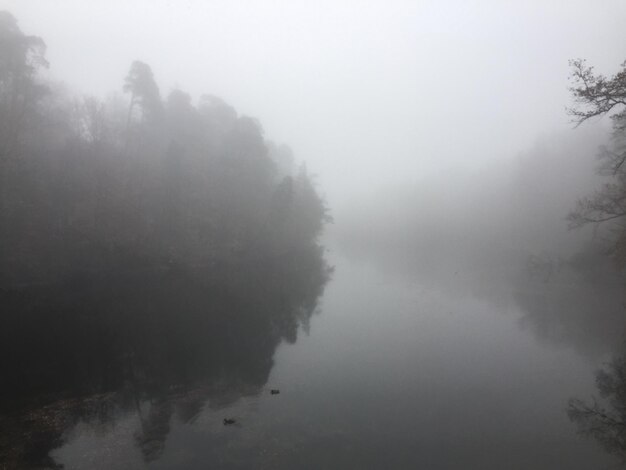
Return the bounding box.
[0,11,330,287]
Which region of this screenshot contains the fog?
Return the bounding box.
[4,0,626,200]
[2,1,626,469]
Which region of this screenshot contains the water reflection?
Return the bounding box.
[341,234,626,359]
[514,241,626,358]
[0,245,331,468]
[568,352,626,461]
[337,235,626,465]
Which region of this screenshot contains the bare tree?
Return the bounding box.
[567,59,626,254]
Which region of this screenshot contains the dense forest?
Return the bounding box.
[0,11,331,468]
[0,11,329,286]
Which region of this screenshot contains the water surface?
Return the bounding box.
[40,248,618,469]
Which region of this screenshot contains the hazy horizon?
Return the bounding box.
[3,0,625,203]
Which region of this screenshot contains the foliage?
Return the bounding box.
[0,12,330,287]
[0,11,48,159]
[123,60,162,124]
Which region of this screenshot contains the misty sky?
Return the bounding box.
[2,0,625,201]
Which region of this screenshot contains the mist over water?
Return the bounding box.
[2,1,626,469]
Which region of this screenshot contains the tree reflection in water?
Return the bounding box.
[568,353,626,462]
[0,245,331,468]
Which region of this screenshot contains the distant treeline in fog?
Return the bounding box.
[336,128,609,290]
[0,11,330,287]
[335,125,626,357]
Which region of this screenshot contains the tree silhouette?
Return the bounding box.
[567,60,626,235]
[123,60,162,125]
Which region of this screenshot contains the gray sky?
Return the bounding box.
[1,0,625,201]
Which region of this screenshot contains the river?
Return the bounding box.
[38,246,618,469]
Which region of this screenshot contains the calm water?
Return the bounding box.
[36,248,618,469]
